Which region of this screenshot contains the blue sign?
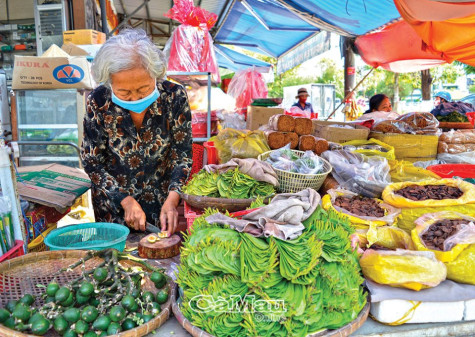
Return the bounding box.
[53,64,84,84]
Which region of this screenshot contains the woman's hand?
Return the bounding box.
[160,191,180,237]
[121,196,146,231]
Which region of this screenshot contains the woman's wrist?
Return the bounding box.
[164,191,180,208]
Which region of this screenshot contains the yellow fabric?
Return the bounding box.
[340,138,396,160]
[359,249,447,291]
[211,128,270,164]
[446,245,475,285]
[321,193,400,228]
[382,179,475,208]
[388,160,440,183]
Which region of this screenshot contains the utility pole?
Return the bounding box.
[343,37,356,99]
[394,73,400,112]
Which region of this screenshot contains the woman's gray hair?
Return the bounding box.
[91,28,166,86]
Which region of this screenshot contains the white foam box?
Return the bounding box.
[464,299,475,320]
[371,299,464,324]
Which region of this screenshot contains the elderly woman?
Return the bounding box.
[81,28,192,236]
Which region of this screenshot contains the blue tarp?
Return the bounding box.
[214,0,401,59]
[215,44,272,71]
[215,0,318,57]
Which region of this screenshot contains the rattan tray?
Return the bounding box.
[0,250,176,337]
[181,194,271,212]
[172,297,370,337]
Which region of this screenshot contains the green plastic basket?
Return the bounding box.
[44,223,130,252]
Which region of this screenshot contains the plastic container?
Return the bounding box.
[192,111,218,138]
[203,141,219,164]
[0,240,24,263]
[45,223,130,251]
[184,201,259,232]
[467,112,475,127]
[27,224,57,253]
[427,164,475,179]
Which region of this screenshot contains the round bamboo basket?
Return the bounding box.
[182,194,271,212]
[172,298,370,337]
[0,250,175,337]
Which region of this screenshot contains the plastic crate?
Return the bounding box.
[44,223,130,251]
[427,164,475,179]
[0,240,24,263]
[203,141,219,164]
[467,112,475,126]
[184,201,259,232]
[27,224,57,253]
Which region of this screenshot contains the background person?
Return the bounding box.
[81,28,192,236]
[292,87,314,114]
[434,91,452,106]
[364,93,392,114]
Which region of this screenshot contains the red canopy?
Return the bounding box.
[355,20,447,73]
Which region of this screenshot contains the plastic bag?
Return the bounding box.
[411,211,475,262]
[445,244,475,285]
[321,150,391,198]
[266,145,324,174]
[322,189,401,228]
[371,120,415,134]
[357,111,400,124]
[439,129,475,144]
[164,0,220,82]
[352,225,415,250]
[388,160,440,183]
[382,178,475,209]
[227,68,268,110]
[211,128,270,164]
[438,152,475,165]
[340,138,396,160]
[359,249,447,291]
[396,112,440,134]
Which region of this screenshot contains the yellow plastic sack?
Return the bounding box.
[322,189,401,229]
[211,128,270,164]
[388,160,440,183]
[359,249,447,291]
[382,178,475,208]
[340,138,396,160]
[396,204,475,233]
[411,211,475,262]
[446,244,475,285]
[366,225,415,250]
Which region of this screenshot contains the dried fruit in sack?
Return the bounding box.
[421,219,466,251]
[359,249,447,291]
[395,184,463,201]
[269,114,295,132]
[298,135,316,151]
[294,117,313,135]
[334,195,385,217]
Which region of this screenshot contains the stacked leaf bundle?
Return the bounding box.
[183,168,275,199]
[177,208,367,337]
[0,249,169,336]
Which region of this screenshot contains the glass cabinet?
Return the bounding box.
[12,89,86,167]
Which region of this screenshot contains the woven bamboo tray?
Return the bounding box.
[0,250,176,337]
[172,297,370,337]
[181,194,271,212]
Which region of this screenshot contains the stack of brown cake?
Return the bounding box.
[266,115,329,155]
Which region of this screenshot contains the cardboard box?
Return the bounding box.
[246,106,284,130]
[63,29,106,45]
[17,164,91,211]
[312,120,370,143]
[12,54,93,90]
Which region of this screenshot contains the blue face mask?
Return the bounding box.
[111,86,159,113]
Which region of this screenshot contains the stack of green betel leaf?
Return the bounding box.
[176,207,367,337]
[183,168,275,199]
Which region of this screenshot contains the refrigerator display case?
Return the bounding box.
[11,89,87,167]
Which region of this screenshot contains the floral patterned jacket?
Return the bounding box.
[80,80,192,226]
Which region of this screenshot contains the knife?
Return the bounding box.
[146,222,162,234]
